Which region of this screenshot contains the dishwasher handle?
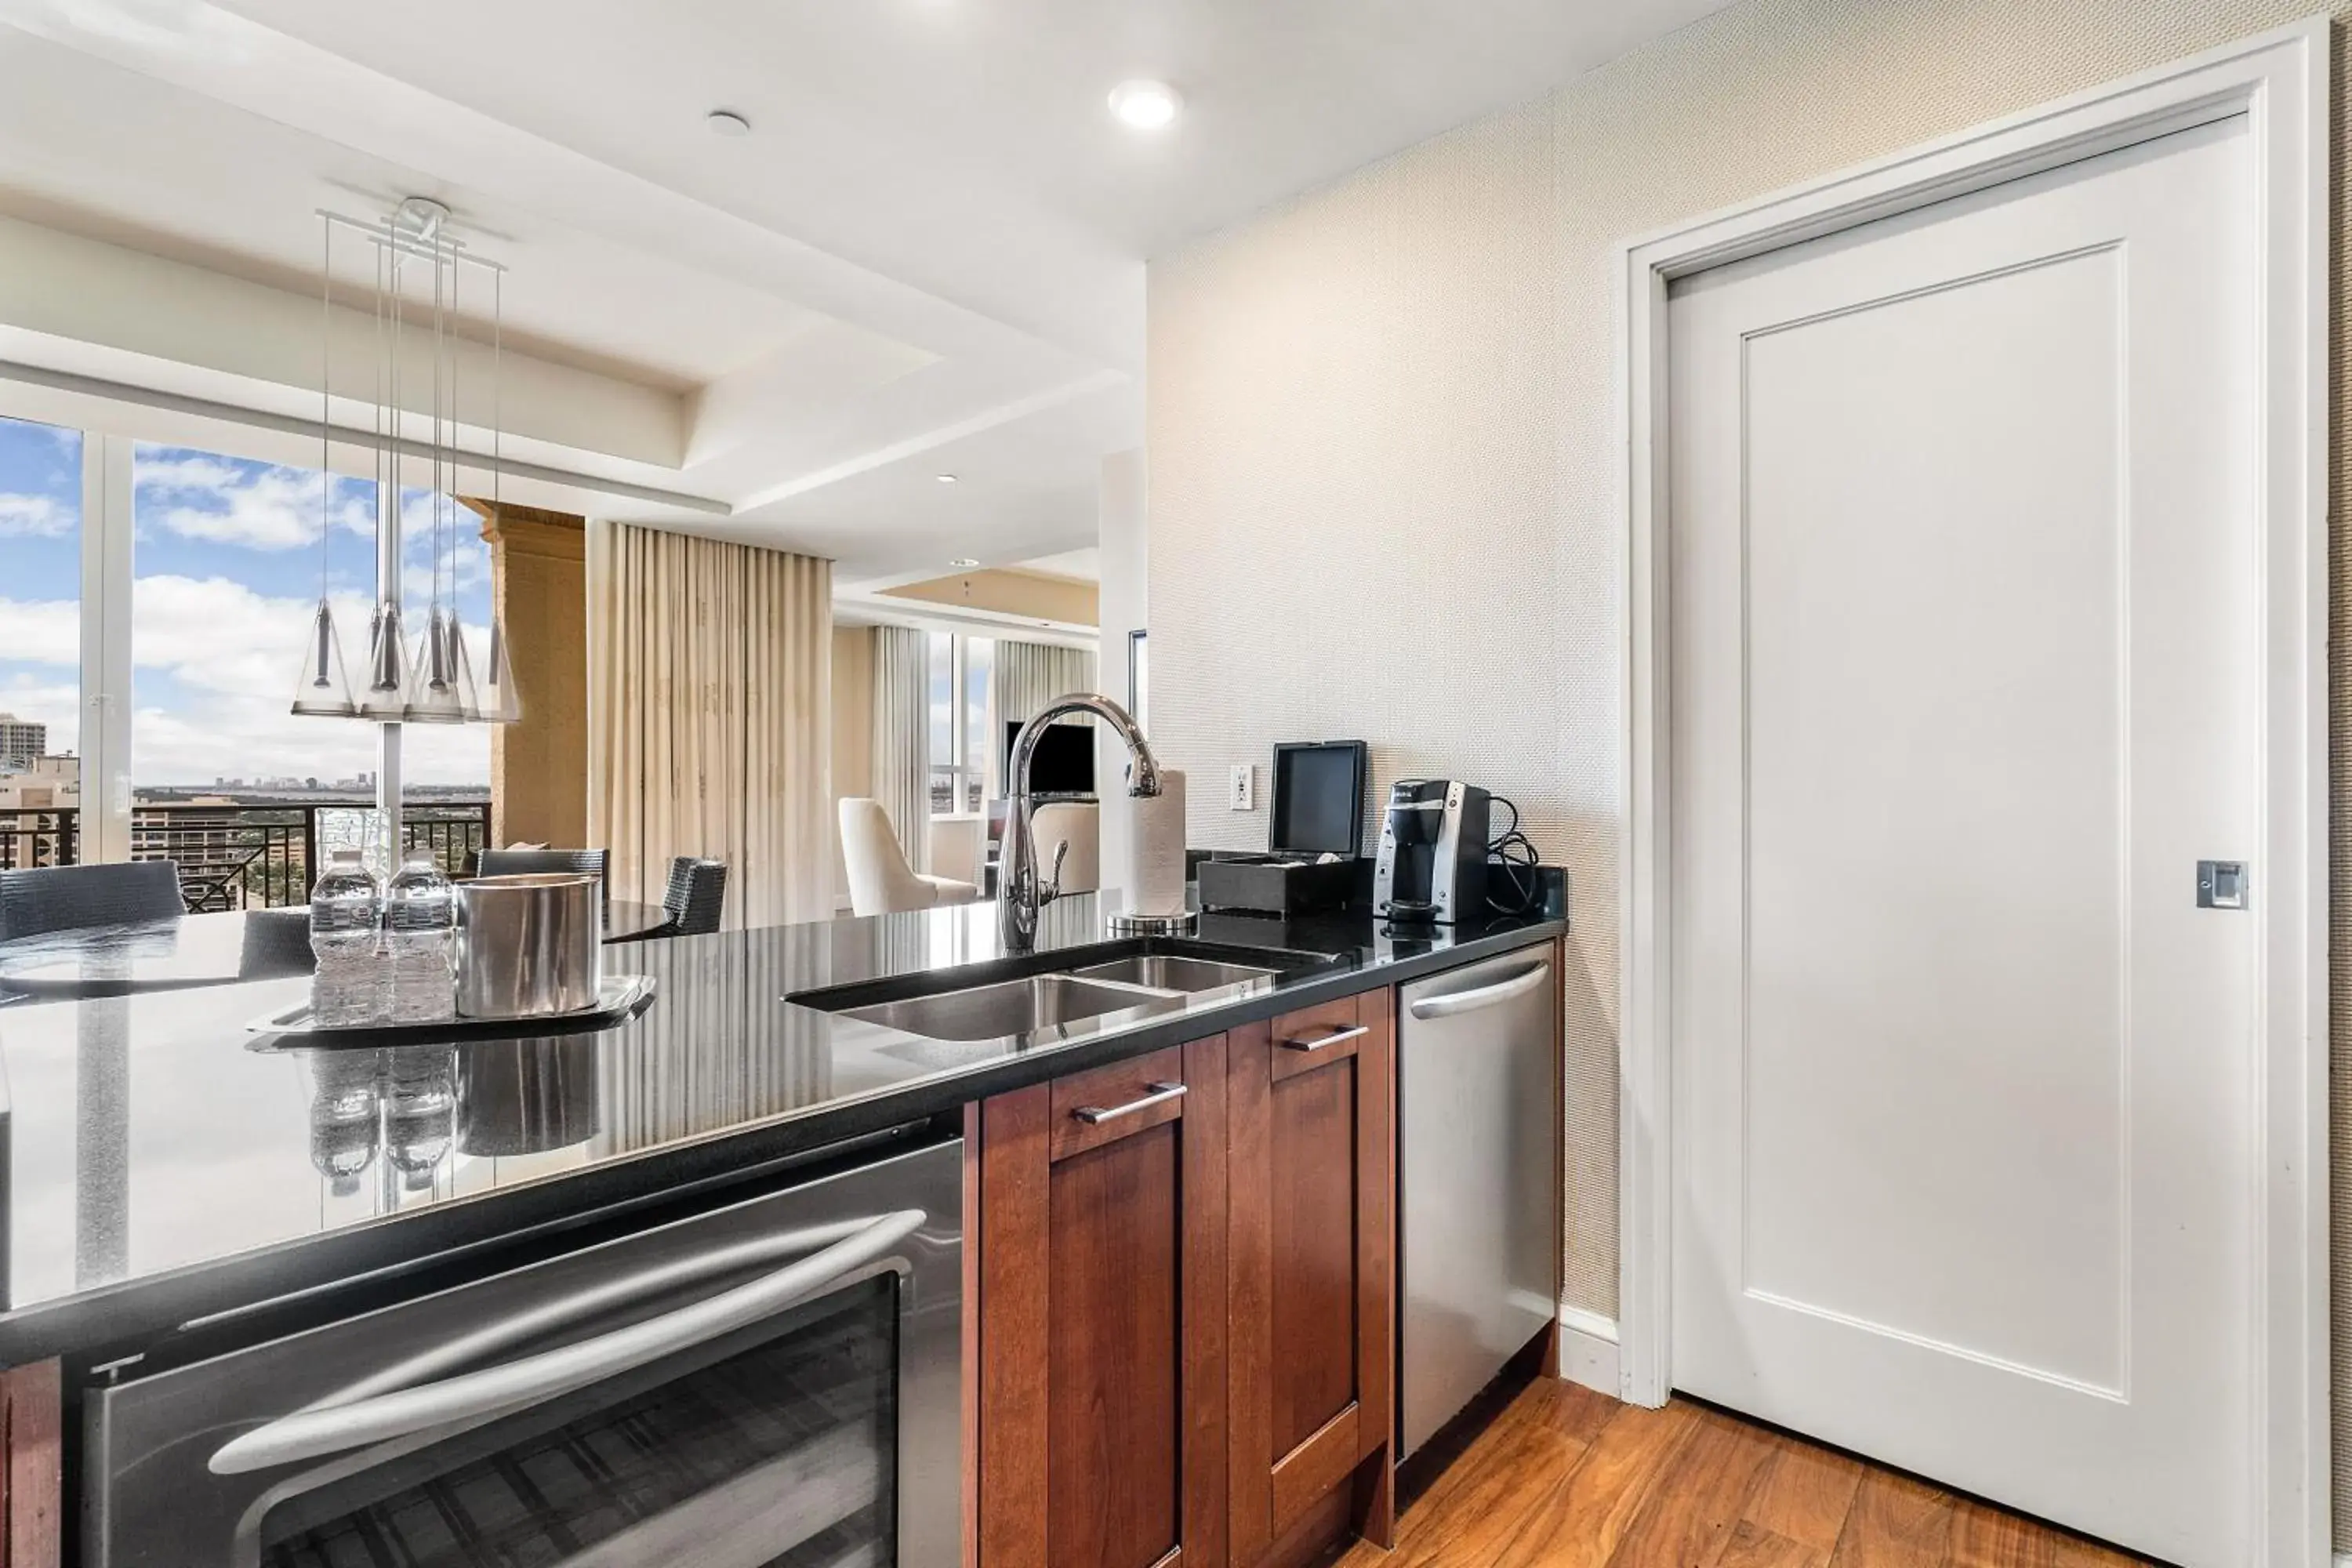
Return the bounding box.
[208,1208,927,1476]
[1406,960,1552,1021]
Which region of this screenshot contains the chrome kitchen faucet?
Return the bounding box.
[1000,693,1160,953]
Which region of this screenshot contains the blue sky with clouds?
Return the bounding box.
[0,414,491,788]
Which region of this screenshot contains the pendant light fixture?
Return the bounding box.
[474,615,523,725]
[291,220,356,717]
[471,265,521,726]
[354,217,415,723]
[290,599,356,717]
[296,198,516,728]
[405,230,475,724]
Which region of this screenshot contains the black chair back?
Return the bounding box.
[476,848,610,913]
[237,906,318,980]
[0,861,185,943]
[663,858,728,936]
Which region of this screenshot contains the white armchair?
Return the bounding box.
[927,813,987,891]
[840,799,982,916]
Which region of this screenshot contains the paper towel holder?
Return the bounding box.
[1109,909,1198,936]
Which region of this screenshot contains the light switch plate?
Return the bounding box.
[1229,764,1254,811]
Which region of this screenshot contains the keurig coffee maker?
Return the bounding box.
[1373,779,1490,924]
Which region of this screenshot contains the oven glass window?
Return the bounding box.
[256,1278,898,1567]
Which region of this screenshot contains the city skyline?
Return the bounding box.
[0,416,494,789]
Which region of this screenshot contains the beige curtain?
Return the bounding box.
[593,524,831,929]
[870,626,931,870]
[991,641,1098,796]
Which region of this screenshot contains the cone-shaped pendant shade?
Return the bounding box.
[289,597,357,717]
[405,606,477,724]
[356,601,414,721]
[470,614,522,724]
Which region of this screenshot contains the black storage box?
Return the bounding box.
[1195,853,1356,916]
[1196,741,1368,916]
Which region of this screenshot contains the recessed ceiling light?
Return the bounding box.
[950,557,980,569]
[935,473,959,484]
[706,109,752,137]
[1107,79,1182,131]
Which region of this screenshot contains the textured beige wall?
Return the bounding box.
[473,503,586,851]
[1148,0,2352,1534]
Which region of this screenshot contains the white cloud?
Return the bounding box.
[137,456,373,552]
[0,573,493,786]
[0,598,79,664]
[125,574,488,786]
[0,494,71,538]
[396,490,492,601]
[0,670,79,754]
[133,455,248,494]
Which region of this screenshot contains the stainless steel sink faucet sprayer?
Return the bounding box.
[1000,694,1160,953]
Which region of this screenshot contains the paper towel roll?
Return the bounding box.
[1122,768,1188,917]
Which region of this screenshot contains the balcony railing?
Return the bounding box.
[0,800,492,912]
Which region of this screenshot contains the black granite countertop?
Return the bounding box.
[0,893,1562,1367]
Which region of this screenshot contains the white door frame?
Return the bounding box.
[1613,20,2328,1566]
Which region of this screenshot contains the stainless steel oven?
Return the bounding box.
[84,1131,961,1567]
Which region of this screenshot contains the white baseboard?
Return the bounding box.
[1555,1306,1621,1399]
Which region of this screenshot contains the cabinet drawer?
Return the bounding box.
[1269,995,1366,1082]
[1049,1045,1189,1161]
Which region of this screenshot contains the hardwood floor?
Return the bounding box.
[1333,1378,2155,1568]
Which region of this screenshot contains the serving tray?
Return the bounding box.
[247,974,657,1048]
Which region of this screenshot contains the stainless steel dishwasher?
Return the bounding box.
[1397,944,1559,1460]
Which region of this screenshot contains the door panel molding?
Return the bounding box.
[1613,22,2326,1568]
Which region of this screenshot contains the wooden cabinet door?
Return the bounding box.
[1227,991,1395,1565]
[0,1360,61,1568]
[977,1037,1229,1568]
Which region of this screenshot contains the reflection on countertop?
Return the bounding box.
[0,893,1562,1352]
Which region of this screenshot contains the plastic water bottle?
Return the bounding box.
[384,848,457,1024]
[309,848,387,1026]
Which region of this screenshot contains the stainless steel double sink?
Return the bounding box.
[789,939,1335,1044]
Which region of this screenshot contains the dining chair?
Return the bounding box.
[840,800,979,916]
[237,906,318,980]
[0,861,186,943]
[662,858,728,935]
[927,814,986,891]
[611,858,729,942]
[476,848,611,914]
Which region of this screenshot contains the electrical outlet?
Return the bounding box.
[1229,764,1255,811]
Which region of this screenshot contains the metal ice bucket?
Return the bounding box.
[454,873,602,1019]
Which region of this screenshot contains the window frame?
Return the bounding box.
[926,632,995,818]
[31,421,492,865]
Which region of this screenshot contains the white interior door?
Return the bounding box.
[1668,118,2254,1568]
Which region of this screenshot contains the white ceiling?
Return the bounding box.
[1014,548,1102,584]
[0,0,1735,583]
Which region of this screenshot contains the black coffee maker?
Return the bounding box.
[1372,779,1490,924]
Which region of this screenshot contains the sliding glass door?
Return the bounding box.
[0,415,86,868]
[2,416,495,904]
[924,633,995,815]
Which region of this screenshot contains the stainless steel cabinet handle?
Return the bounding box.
[1073,1081,1187,1123]
[209,1208,928,1475]
[1281,1023,1370,1053]
[1406,961,1551,1022]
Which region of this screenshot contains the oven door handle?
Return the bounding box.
[208,1207,927,1476]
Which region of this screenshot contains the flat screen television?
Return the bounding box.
[1004,720,1096,797]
